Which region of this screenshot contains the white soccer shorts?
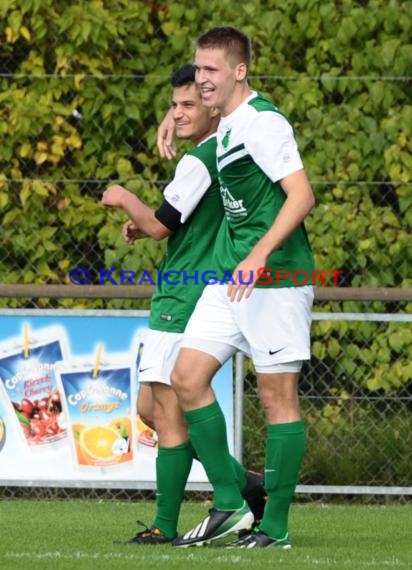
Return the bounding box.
[138,329,183,385]
[182,284,314,373]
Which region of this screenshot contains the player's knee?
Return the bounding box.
[259,388,300,423]
[170,368,195,407]
[170,368,184,394]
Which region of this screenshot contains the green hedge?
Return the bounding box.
[1,0,411,291]
[0,2,411,409]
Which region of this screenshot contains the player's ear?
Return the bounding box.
[210,106,220,118]
[235,62,248,81]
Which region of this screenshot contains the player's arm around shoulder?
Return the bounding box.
[157,107,177,160]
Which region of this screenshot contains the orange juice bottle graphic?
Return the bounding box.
[57,360,134,469]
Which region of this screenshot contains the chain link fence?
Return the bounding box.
[243,314,412,493]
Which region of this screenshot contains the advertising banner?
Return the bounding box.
[0,310,233,488]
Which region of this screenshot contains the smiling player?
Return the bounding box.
[168,28,316,548]
[103,64,266,544]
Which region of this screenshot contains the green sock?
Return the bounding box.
[230,456,248,492]
[192,449,247,493]
[185,401,244,511]
[152,440,194,539]
[258,421,305,540]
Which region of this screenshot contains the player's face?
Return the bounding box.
[171,83,216,144]
[195,47,244,116]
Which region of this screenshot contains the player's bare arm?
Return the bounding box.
[227,169,315,302]
[102,184,171,241]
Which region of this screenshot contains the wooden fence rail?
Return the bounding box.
[0,285,411,302]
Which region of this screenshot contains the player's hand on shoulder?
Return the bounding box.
[157,108,177,160]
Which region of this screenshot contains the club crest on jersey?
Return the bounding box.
[222,128,231,149]
[220,185,247,217]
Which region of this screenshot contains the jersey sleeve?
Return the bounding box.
[159,154,212,225]
[244,111,304,182]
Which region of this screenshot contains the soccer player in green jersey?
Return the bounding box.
[162,29,316,548]
[102,64,265,544]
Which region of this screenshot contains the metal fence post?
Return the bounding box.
[233,351,245,463]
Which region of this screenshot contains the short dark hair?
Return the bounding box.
[171,64,196,87]
[196,27,252,68]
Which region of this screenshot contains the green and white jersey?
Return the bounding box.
[214,91,314,287]
[150,134,223,332]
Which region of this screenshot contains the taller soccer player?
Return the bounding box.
[167,28,315,548]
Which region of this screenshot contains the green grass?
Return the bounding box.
[1,499,411,570]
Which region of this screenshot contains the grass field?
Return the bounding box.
[1,499,411,570]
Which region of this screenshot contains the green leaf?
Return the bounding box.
[312,341,326,360]
[0,192,9,208]
[8,9,23,32]
[20,185,31,207]
[388,332,404,353]
[327,338,341,358]
[116,158,134,178]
